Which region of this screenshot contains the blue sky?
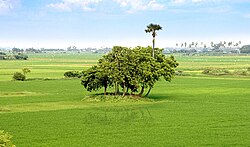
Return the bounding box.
[1,0,250,48]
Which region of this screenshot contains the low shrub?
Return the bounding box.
[175,70,183,75]
[0,130,16,147]
[175,70,190,76]
[13,72,26,81]
[241,71,248,75]
[234,70,248,76]
[202,69,211,74]
[64,71,82,78]
[247,67,250,72]
[202,68,230,76]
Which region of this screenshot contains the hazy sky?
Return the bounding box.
[1,0,250,48]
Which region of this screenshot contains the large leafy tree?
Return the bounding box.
[145,23,162,58]
[81,66,112,95]
[81,46,178,97]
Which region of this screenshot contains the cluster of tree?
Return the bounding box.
[81,46,178,97]
[25,48,42,53]
[64,71,82,78]
[14,54,28,60]
[0,52,28,60]
[13,68,31,81]
[67,46,78,52]
[12,47,24,53]
[172,41,246,55]
[240,45,250,53]
[176,41,241,49]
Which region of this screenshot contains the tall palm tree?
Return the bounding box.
[145,23,162,58]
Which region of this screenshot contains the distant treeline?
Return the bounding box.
[1,45,250,55]
[240,45,250,53]
[168,44,250,55]
[0,52,28,60]
[0,47,112,54]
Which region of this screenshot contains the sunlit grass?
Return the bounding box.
[0,77,250,146]
[0,53,250,146]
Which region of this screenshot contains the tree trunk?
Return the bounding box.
[122,82,126,97]
[152,37,155,58]
[104,86,107,95]
[145,87,152,97]
[138,86,144,96]
[130,87,134,96]
[115,82,118,95]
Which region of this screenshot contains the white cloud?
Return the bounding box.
[47,0,165,13]
[114,0,164,13]
[0,0,18,14]
[46,0,235,14]
[171,0,223,5]
[169,0,233,14]
[172,0,186,4]
[147,0,164,10]
[47,0,103,12]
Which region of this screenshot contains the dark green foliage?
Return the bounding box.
[0,130,15,147]
[0,52,7,60]
[0,52,6,55]
[12,48,23,53]
[81,46,178,97]
[145,24,162,36]
[240,45,250,53]
[81,66,111,95]
[0,55,5,60]
[13,72,26,81]
[64,71,81,78]
[14,54,28,60]
[0,52,28,60]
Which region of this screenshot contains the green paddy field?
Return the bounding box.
[1,53,250,146]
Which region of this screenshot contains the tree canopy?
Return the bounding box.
[81,46,178,97]
[240,45,250,53]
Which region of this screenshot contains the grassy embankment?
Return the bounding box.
[0,53,250,146]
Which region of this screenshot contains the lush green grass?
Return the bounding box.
[175,55,250,76]
[1,53,250,81]
[1,53,250,146]
[0,53,102,81]
[1,77,250,146]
